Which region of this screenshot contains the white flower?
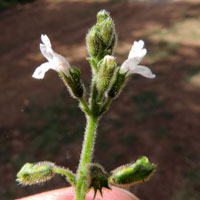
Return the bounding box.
[120,40,155,79]
[32,34,70,79]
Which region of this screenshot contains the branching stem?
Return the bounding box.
[79,97,91,116]
[100,97,112,115]
[53,167,76,185]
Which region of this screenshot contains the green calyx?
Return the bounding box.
[60,67,84,99]
[100,18,115,47]
[108,68,127,99]
[86,10,117,62]
[97,55,117,93]
[109,156,156,185]
[17,162,55,185]
[86,26,100,60]
[87,163,110,198]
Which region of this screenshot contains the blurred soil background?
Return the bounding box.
[0,0,200,199]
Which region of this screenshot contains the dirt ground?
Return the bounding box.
[0,0,200,199]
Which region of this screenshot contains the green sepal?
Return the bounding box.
[100,18,115,47]
[87,57,98,71]
[109,156,156,186]
[96,59,104,70]
[60,67,84,99]
[71,66,81,77]
[87,163,111,199]
[16,162,55,185]
[86,26,101,58]
[107,67,127,99]
[97,10,110,23]
[97,56,117,93]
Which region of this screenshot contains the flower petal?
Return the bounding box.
[120,54,146,74]
[32,62,53,79]
[136,40,144,49]
[128,42,147,60]
[39,34,55,61]
[132,40,144,52]
[40,43,54,61]
[51,53,70,75]
[120,59,133,74]
[129,65,156,79]
[41,34,51,48]
[34,34,71,78]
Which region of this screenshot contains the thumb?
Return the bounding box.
[16,186,139,200]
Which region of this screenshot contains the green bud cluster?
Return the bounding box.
[86,10,117,62]
[59,67,84,99]
[17,162,55,185]
[109,156,156,185]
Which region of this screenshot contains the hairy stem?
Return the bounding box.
[53,167,76,185]
[90,82,98,113]
[99,97,112,115]
[79,97,91,116]
[75,115,98,200]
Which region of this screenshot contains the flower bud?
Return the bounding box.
[17,162,55,185]
[107,68,127,99]
[109,156,156,186]
[100,18,115,46]
[86,10,117,62]
[86,26,100,59]
[60,66,84,99]
[97,55,117,92]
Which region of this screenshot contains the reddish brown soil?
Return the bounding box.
[0,0,200,199]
